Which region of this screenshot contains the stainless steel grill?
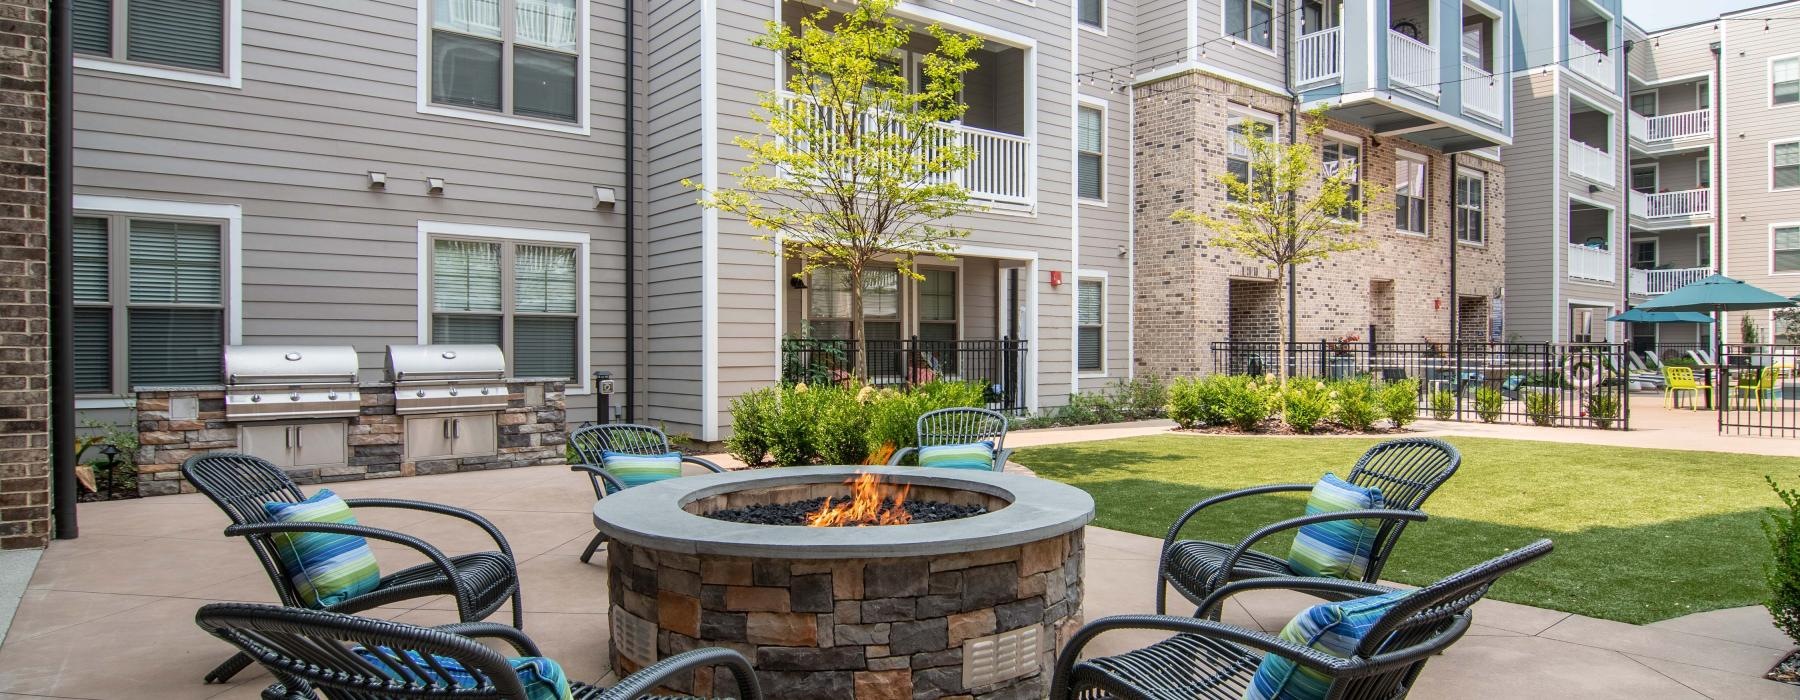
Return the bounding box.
[224,345,363,421]
[384,344,509,414]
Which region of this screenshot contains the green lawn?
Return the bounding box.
[1013,434,1795,624]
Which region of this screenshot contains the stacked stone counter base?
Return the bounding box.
[607,531,1083,699]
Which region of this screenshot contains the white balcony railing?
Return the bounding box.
[784,95,1032,205]
[1568,244,1616,282]
[1629,188,1712,219]
[1567,35,1616,91]
[1295,27,1343,85]
[1567,138,1615,185]
[1388,30,1440,97]
[1461,64,1503,121]
[1629,108,1711,144]
[1630,266,1713,296]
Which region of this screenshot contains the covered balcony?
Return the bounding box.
[1628,77,1712,150]
[1386,0,1440,99]
[1627,228,1713,297]
[1628,151,1712,227]
[1567,100,1614,186]
[1459,1,1503,123]
[1567,0,1616,92]
[1568,200,1615,283]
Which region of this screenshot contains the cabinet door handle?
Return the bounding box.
[443,419,451,439]
[284,426,292,449]
[452,418,461,438]
[294,425,303,448]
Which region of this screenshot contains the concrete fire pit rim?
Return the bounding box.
[590,465,1095,559]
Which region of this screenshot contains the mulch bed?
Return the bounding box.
[1768,650,1800,686]
[1173,419,1406,436]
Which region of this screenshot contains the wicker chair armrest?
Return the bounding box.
[886,447,917,467]
[1195,577,1399,618]
[596,647,763,700]
[681,455,727,473]
[992,447,1014,471]
[341,498,516,561]
[1049,614,1357,699]
[1161,483,1315,554]
[431,622,543,657]
[1213,510,1429,590]
[222,522,472,603]
[570,463,628,498]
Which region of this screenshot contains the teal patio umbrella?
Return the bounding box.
[1605,309,1715,324]
[1635,275,1795,403]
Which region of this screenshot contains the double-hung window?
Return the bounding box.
[73,213,226,394]
[1629,91,1657,117]
[430,237,581,379]
[1454,171,1484,244]
[1226,117,1273,202]
[1774,140,1800,190]
[1077,279,1104,373]
[1077,106,1105,201]
[1078,0,1103,29]
[1395,155,1429,234]
[1776,226,1800,273]
[428,0,583,124]
[74,0,228,75]
[1322,139,1361,221]
[1774,56,1800,106]
[1697,156,1711,188]
[1225,0,1274,49]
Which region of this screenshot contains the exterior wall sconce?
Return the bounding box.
[1588,184,1601,194]
[427,177,446,194]
[367,171,387,189]
[593,186,617,209]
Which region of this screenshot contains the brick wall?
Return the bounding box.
[1131,70,1508,377]
[0,0,50,549]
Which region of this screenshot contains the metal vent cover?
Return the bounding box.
[962,624,1043,689]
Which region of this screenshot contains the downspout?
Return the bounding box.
[622,0,637,422]
[1619,40,1632,332]
[1710,39,1724,414]
[1284,0,1298,363]
[1448,153,1458,343]
[50,0,77,539]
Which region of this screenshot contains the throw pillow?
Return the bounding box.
[263,489,380,608]
[1286,473,1386,580]
[1242,589,1413,700]
[917,441,997,470]
[353,646,574,700]
[601,450,684,492]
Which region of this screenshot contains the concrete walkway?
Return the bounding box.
[0,462,1787,699]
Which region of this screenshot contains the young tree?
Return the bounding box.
[690,0,984,379]
[1173,107,1382,377]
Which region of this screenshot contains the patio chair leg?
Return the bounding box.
[204,651,255,684]
[579,531,606,564]
[512,589,525,629]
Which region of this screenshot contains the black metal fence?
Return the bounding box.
[1210,341,1632,430]
[779,337,1030,414]
[1719,344,1800,436]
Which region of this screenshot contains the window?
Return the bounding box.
[1630,165,1657,193]
[1225,0,1274,49]
[73,213,226,394]
[1776,225,1800,273]
[917,269,958,343]
[1460,19,1491,71]
[1454,171,1484,244]
[1775,56,1800,106]
[1633,240,1657,268]
[806,268,901,341]
[1078,0,1103,28]
[428,0,582,124]
[1226,117,1273,202]
[1698,233,1712,268]
[1077,279,1104,373]
[1630,91,1657,117]
[1697,156,1711,188]
[74,0,228,74]
[1697,82,1710,109]
[1775,141,1800,190]
[1077,106,1105,201]
[1395,155,1428,234]
[1322,138,1361,220]
[429,236,580,379]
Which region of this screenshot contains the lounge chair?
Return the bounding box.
[568,423,726,564]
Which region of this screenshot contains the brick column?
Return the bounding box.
[0,0,51,549]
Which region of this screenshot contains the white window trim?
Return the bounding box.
[1771,138,1800,192]
[1075,271,1108,378]
[74,0,243,89]
[1322,133,1363,226]
[912,262,965,341]
[413,0,593,135]
[1077,0,1106,33]
[1394,152,1431,238]
[1219,0,1278,56]
[1632,237,1658,268]
[1455,167,1486,246]
[1770,53,1800,109]
[415,220,592,393]
[1770,221,1800,276]
[1077,96,1108,205]
[1630,162,1658,192]
[1629,89,1657,117]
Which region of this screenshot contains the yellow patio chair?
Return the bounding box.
[1663,366,1710,410]
[1730,366,1779,411]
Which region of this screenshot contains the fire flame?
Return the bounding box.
[806,472,911,527]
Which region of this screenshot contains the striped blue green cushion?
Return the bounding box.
[262,489,380,608]
[917,441,996,470]
[601,450,683,491]
[1243,589,1413,700]
[1286,473,1385,580]
[353,646,574,700]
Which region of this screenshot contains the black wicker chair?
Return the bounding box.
[196,602,763,700]
[181,453,523,684]
[1052,539,1553,700]
[1156,438,1461,615]
[568,423,725,564]
[884,407,1013,469]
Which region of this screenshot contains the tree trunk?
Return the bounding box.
[849,266,868,381]
[1273,270,1288,380]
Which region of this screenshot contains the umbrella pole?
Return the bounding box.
[1715,307,1724,420]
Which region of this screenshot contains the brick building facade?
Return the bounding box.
[1132,71,1507,378]
[0,0,51,549]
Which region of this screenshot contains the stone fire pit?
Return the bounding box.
[592,465,1094,699]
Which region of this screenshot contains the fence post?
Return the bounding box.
[1318,339,1328,379]
[1618,343,1631,431]
[1453,340,1464,423]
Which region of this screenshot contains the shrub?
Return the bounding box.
[1166,376,1212,428]
[1429,389,1455,421]
[864,380,985,456]
[1280,380,1334,433]
[1585,391,1620,430]
[1524,390,1560,427]
[810,385,871,465]
[1218,376,1277,432]
[766,384,820,466]
[1765,476,1800,645]
[1110,376,1169,420]
[1474,387,1503,423]
[1331,379,1380,432]
[725,387,777,466]
[1378,378,1421,429]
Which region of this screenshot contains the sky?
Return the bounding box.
[1623,0,1780,31]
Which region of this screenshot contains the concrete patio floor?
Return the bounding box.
[0,463,1790,699]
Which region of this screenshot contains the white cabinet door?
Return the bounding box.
[237,424,299,468]
[290,421,347,469]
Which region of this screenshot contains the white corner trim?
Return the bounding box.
[413,0,594,135]
[414,220,593,395]
[73,195,244,345]
[700,0,720,441]
[73,0,243,89]
[1069,5,1080,398]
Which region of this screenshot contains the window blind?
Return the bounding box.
[863,269,900,318]
[74,307,111,393]
[1775,58,1800,105]
[1776,227,1800,272]
[129,220,221,305]
[513,316,577,378]
[73,216,109,303]
[434,239,503,312]
[1078,281,1102,372]
[919,269,956,322]
[72,0,111,56]
[128,307,222,385]
[126,0,224,72]
[1078,107,1103,199]
[808,269,852,319]
[432,314,503,345]
[1077,0,1102,27]
[1776,143,1800,189]
[515,244,577,313]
